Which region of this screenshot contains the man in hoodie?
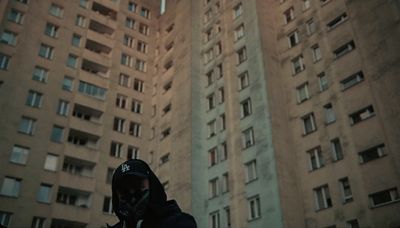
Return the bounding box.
[108,159,197,228]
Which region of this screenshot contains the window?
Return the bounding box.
[10,145,29,165]
[234,24,245,41]
[45,23,59,38]
[135,59,146,72]
[103,196,113,213]
[128,2,137,12]
[318,72,329,91]
[349,105,375,125]
[242,128,255,149]
[32,66,48,83]
[137,40,147,53]
[219,114,226,131]
[39,44,54,60]
[369,188,399,207]
[0,211,12,227]
[49,4,63,18]
[218,87,224,104]
[306,18,316,35]
[237,47,247,64]
[79,0,88,8]
[0,177,21,197]
[110,141,123,158]
[113,117,125,133]
[129,122,141,137]
[119,73,130,87]
[207,120,217,138]
[324,103,336,124]
[0,53,11,70]
[62,76,74,91]
[15,0,29,4]
[44,154,58,171]
[75,15,86,27]
[296,83,310,103]
[66,54,78,68]
[220,142,227,161]
[245,160,257,183]
[341,71,364,90]
[26,90,43,108]
[314,185,332,210]
[233,3,243,19]
[160,153,170,165]
[51,125,64,142]
[208,147,218,167]
[311,44,322,62]
[127,146,139,160]
[346,220,360,228]
[303,0,311,10]
[291,55,305,74]
[238,71,249,90]
[209,211,220,228]
[283,7,295,24]
[302,113,316,134]
[288,30,299,48]
[215,42,222,56]
[161,127,171,139]
[334,41,356,59]
[121,53,134,67]
[204,9,212,24]
[240,98,252,118]
[163,81,172,93]
[207,93,216,110]
[133,79,144,92]
[206,70,214,86]
[204,48,214,63]
[216,64,223,79]
[71,34,81,47]
[18,116,36,135]
[31,217,45,228]
[0,30,17,46]
[140,7,150,18]
[248,196,261,220]
[320,0,331,5]
[359,144,385,163]
[8,9,24,24]
[209,178,219,198]
[139,23,149,35]
[327,13,348,30]
[224,207,231,228]
[125,17,135,29]
[204,28,213,43]
[78,81,107,99]
[222,173,229,193]
[339,177,353,203]
[106,168,115,184]
[162,103,171,115]
[37,184,52,203]
[331,138,344,161]
[123,34,134,48]
[131,99,142,114]
[308,147,324,171]
[115,94,127,109]
[56,100,69,116]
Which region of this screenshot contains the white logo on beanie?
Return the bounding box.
[121,164,130,173]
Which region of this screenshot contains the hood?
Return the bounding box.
[112,159,167,221]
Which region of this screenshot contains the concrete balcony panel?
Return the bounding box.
[69,117,103,137]
[90,10,117,30]
[86,29,114,48]
[74,93,106,112]
[64,143,99,163]
[52,203,91,224]
[59,172,95,193]
[82,49,111,69]
[94,0,119,12]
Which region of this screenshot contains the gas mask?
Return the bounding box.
[118,189,150,225]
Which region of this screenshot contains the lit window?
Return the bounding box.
[359,144,385,164]
[26,90,43,108]
[44,154,58,171]
[45,23,59,38]
[307,147,324,171]
[311,44,322,62]
[0,177,21,197]
[8,9,24,24]
[314,185,332,210]
[242,128,255,149]
[291,55,305,75]
[330,138,344,161]
[38,43,54,60]
[49,4,64,18]
[10,145,29,165]
[287,30,299,48]
[37,184,52,203]
[369,188,399,207]
[296,83,310,103]
[248,195,261,220]
[110,141,123,158]
[0,30,17,46]
[18,116,36,135]
[32,66,48,83]
[349,105,375,125]
[283,7,295,24]
[324,103,336,124]
[341,71,364,91]
[51,125,64,142]
[339,177,353,203]
[327,13,348,30]
[302,113,316,134]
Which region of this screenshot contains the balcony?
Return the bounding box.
[87,29,113,48]
[64,143,99,163]
[81,58,110,78]
[85,39,111,57]
[59,171,95,193]
[50,218,87,228]
[88,20,114,38]
[67,128,100,150]
[70,117,103,137]
[75,92,106,111]
[91,1,117,22]
[54,187,91,222]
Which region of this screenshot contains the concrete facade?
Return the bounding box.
[0,0,399,228]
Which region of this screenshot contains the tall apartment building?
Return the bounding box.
[0,0,399,228]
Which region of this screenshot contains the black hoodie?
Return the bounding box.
[109,159,197,228]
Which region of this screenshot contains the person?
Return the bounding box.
[108,159,197,228]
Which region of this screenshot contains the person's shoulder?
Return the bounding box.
[107,222,123,228]
[162,211,197,228]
